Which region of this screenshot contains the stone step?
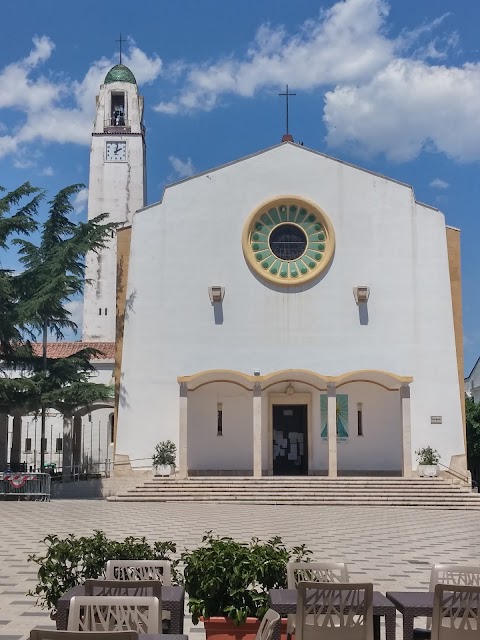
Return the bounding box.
[110,476,478,508]
[137,486,471,494]
[108,496,480,509]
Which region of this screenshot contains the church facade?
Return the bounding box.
[106,70,466,477]
[0,62,466,479]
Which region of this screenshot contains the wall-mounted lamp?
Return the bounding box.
[208,285,225,304]
[253,370,261,377]
[353,286,370,304]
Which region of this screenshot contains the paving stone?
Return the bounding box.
[0,500,479,639]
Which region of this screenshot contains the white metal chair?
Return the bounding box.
[286,561,349,638]
[296,582,374,640]
[105,560,171,584]
[431,583,480,640]
[414,564,480,639]
[256,609,281,640]
[67,596,160,634]
[84,579,163,602]
[30,632,138,640]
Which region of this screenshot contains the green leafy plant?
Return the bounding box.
[416,446,440,465]
[27,530,178,612]
[152,440,177,469]
[182,531,311,626]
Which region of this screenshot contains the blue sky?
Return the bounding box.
[1,0,480,373]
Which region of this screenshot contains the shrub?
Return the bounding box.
[27,530,178,611]
[182,531,311,626]
[152,440,177,468]
[416,446,440,465]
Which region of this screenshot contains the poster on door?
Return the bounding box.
[320,394,349,441]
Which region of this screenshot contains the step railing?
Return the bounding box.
[437,462,470,485]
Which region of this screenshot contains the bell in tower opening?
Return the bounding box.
[111,93,125,126]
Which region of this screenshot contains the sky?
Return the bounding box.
[1,0,480,373]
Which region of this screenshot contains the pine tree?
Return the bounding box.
[0,183,44,358]
[13,184,117,471]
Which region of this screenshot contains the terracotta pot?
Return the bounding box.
[202,616,288,640]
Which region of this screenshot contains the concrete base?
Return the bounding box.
[51,474,153,499]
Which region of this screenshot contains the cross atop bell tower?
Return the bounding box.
[116,33,126,64]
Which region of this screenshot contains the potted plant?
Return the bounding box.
[182,532,311,640]
[152,440,177,476]
[27,531,178,615]
[416,446,440,477]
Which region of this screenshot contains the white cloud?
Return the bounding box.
[0,37,163,161]
[153,0,480,163]
[324,59,480,162]
[72,187,88,214]
[168,155,196,178]
[65,299,83,334]
[429,178,449,189]
[40,166,54,176]
[155,0,394,114]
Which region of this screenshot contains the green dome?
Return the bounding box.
[104,64,136,85]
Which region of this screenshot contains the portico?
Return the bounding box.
[176,369,413,479]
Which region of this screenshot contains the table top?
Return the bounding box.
[268,588,395,610]
[386,592,434,611]
[58,584,185,604]
[141,635,187,640]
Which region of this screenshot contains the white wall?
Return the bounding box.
[117,143,464,471]
[83,79,146,342]
[187,383,253,472]
[334,382,402,472]
[5,361,114,472]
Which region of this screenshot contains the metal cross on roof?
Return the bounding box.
[278,84,296,137]
[116,33,126,64]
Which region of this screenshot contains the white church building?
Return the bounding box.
[91,64,466,479]
[1,61,467,480]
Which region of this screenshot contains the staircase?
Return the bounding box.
[107,476,480,509]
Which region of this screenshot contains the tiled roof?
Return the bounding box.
[31,342,115,360]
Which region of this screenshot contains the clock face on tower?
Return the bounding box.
[105,141,127,162]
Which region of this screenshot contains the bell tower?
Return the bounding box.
[82,63,146,342]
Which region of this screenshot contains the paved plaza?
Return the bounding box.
[0,500,479,640]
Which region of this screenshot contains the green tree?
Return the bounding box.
[0,183,44,356]
[466,394,480,486]
[12,184,116,470]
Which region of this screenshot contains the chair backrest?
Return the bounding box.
[431,583,480,640]
[430,565,480,590]
[287,562,349,588]
[255,609,280,640]
[296,581,374,640]
[84,579,162,604]
[67,596,160,634]
[30,632,138,640]
[105,560,171,584]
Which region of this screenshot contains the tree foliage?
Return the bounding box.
[0,182,117,468]
[0,183,44,356]
[466,394,480,485]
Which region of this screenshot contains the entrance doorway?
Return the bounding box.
[272,404,308,475]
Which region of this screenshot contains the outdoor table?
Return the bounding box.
[386,591,480,640]
[387,592,436,640]
[56,584,185,633]
[136,636,187,640]
[269,588,397,640]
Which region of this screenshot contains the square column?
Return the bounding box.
[400,385,412,478]
[62,414,73,481]
[327,384,337,478]
[178,383,188,478]
[10,413,22,468]
[0,414,8,471]
[253,384,262,478]
[73,415,82,470]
